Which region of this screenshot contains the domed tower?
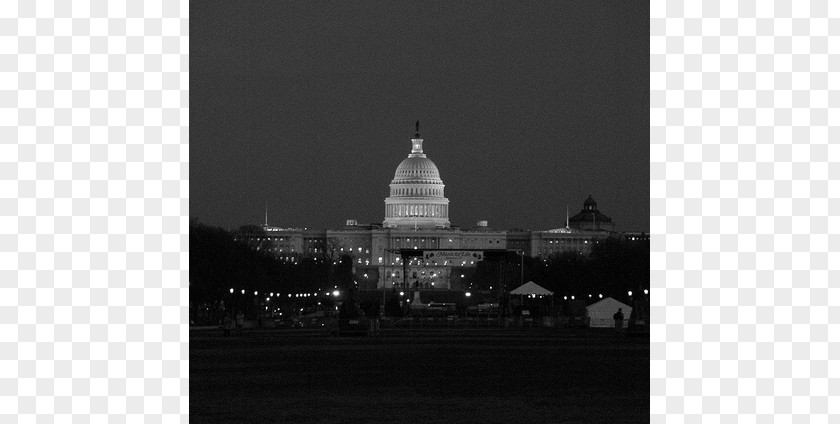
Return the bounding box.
[568,194,613,231]
[383,122,451,228]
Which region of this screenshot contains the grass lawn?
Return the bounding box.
[190,328,649,423]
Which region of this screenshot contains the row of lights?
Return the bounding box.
[558,289,650,301]
[229,289,343,297]
[230,288,647,301]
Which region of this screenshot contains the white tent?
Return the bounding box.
[509,281,553,296]
[586,297,632,328]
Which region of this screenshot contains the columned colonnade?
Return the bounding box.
[387,203,449,217]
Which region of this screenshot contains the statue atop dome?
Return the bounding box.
[410,121,424,156]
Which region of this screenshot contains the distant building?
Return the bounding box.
[248,124,643,290]
[568,195,613,232]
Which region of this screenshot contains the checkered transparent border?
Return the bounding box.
[1,1,188,422]
[2,0,838,422]
[651,0,838,422]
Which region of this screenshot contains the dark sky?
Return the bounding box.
[191,0,649,232]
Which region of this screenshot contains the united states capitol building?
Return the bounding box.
[254,123,646,290]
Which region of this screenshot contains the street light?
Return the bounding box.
[465,292,471,297]
[644,289,649,295]
[332,290,340,297]
[241,290,245,295]
[628,291,633,297]
[229,288,234,294]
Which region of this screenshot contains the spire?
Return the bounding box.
[264,202,268,227]
[410,120,424,156]
[566,204,569,228]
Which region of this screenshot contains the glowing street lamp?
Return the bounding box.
[465,292,471,297]
[229,288,234,294]
[241,290,245,295]
[644,289,649,295]
[628,291,633,297]
[332,290,340,297]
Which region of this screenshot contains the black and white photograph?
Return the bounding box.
[189,1,649,422]
[8,0,837,423]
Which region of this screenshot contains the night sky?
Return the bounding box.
[190,0,649,232]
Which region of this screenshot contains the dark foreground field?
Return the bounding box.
[190,328,649,423]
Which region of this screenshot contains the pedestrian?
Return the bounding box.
[613,308,624,333]
[222,314,233,337]
[236,310,245,336]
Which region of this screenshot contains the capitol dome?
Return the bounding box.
[383,122,451,229]
[393,156,442,181]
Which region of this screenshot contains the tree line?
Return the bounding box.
[190,218,649,321]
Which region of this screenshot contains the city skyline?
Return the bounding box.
[191,1,649,232]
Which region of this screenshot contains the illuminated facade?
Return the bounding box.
[255,124,635,290]
[383,122,451,229]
